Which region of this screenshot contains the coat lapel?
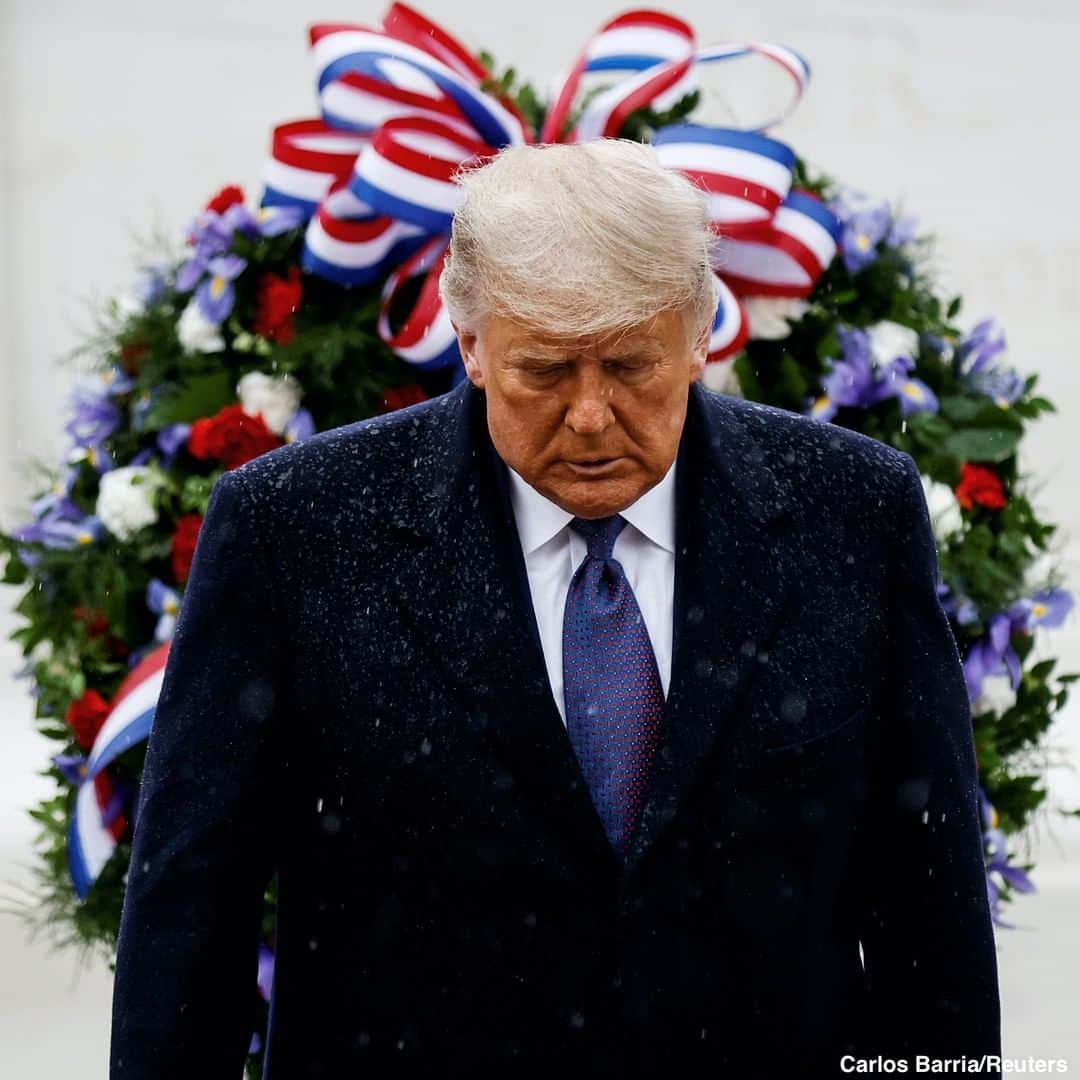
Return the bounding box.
[620,388,800,880]
[383,379,799,885]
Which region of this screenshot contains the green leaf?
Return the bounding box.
[938,395,985,423]
[142,371,235,430]
[1029,658,1057,680]
[906,411,952,447]
[942,427,1022,463]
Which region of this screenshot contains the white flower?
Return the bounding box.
[866,320,919,368]
[95,465,161,542]
[920,474,963,540]
[974,674,1016,718]
[743,296,811,340]
[236,371,304,435]
[177,298,225,353]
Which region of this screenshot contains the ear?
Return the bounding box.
[452,322,486,390]
[688,318,710,383]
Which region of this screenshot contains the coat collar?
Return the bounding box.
[384,378,799,884]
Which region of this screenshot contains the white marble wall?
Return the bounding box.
[2,1,1078,1074]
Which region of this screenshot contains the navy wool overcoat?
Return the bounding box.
[110,378,1002,1078]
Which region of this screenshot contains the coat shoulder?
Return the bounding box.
[226,390,457,513]
[698,386,915,516]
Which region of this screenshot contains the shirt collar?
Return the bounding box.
[505,454,678,556]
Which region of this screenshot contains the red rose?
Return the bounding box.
[253,266,303,344]
[72,606,109,637]
[188,403,283,470]
[955,462,1007,511]
[205,185,245,214]
[379,384,428,413]
[171,513,204,584]
[66,689,112,750]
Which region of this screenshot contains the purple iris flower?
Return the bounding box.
[156,422,192,467]
[950,318,1027,407]
[195,254,247,325]
[73,442,116,474]
[878,355,939,418]
[954,598,980,625]
[922,333,950,357]
[103,366,137,397]
[26,470,78,522]
[255,204,306,236]
[966,367,1025,407]
[147,578,181,642]
[1020,586,1073,630]
[826,187,885,223]
[176,212,234,292]
[11,510,107,550]
[13,545,42,570]
[887,213,919,247]
[177,203,303,296]
[827,327,887,402]
[176,252,210,293]
[977,788,1036,929]
[806,327,899,420]
[806,327,940,422]
[955,318,1007,376]
[963,602,1032,700]
[257,942,275,1002]
[52,752,90,785]
[64,380,123,452]
[828,187,918,266]
[284,408,317,443]
[963,587,1073,701]
[938,582,980,627]
[840,205,891,274]
[224,201,305,239]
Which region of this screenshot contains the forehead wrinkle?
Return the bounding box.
[502,335,666,363]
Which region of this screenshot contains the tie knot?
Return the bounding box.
[570,514,627,561]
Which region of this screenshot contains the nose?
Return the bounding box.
[564,367,615,435]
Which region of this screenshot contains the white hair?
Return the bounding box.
[438,138,721,348]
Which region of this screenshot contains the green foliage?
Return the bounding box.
[740,154,1077,859]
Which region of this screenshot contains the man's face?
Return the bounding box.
[454,307,709,519]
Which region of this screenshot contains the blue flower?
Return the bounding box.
[147,578,181,642]
[195,254,247,324]
[840,206,890,274]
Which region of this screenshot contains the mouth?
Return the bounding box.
[566,457,623,476]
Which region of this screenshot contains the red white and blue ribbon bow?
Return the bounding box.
[260,3,840,373]
[68,642,170,898]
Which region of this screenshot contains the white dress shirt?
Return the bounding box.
[505,458,678,726]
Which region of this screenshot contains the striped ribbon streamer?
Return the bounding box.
[259,3,839,372]
[68,642,171,898]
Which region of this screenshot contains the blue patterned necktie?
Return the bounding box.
[562,514,665,859]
